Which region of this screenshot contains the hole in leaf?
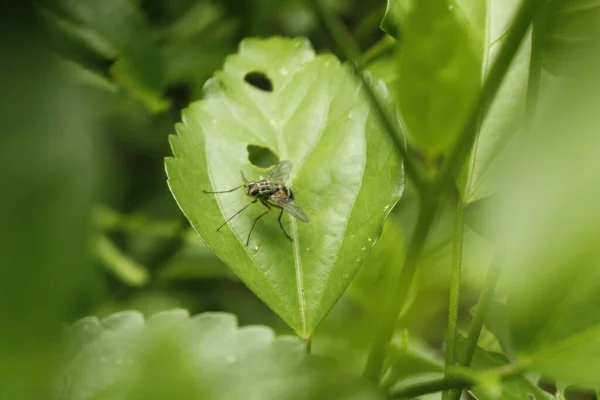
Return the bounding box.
[244,71,273,92]
[247,145,278,168]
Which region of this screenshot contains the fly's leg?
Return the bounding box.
[204,185,243,194]
[276,208,293,242]
[246,200,271,246]
[217,199,257,231]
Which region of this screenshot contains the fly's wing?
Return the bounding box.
[272,196,309,223]
[267,160,292,184]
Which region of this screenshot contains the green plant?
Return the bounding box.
[4,0,600,399]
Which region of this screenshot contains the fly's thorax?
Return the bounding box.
[246,180,277,198]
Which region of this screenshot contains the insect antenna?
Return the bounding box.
[217,199,257,231]
[203,185,243,194]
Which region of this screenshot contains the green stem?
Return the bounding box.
[309,0,427,192]
[358,35,396,68]
[525,7,545,126]
[442,199,465,400]
[391,362,524,399]
[352,4,386,48]
[305,336,312,354]
[435,0,546,188]
[93,233,150,287]
[363,195,438,382]
[390,377,469,399]
[448,253,504,400]
[461,254,503,367]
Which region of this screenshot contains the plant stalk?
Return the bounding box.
[391,376,469,399]
[392,362,524,399]
[525,7,545,127]
[461,254,503,367]
[448,252,504,400]
[362,195,438,382]
[358,35,395,68]
[442,199,465,400]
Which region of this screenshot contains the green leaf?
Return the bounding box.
[458,1,531,203]
[385,0,529,193]
[386,333,444,387]
[157,229,236,282]
[59,310,385,400]
[364,46,398,95]
[346,218,405,316]
[542,0,600,75]
[396,0,481,159]
[165,37,404,336]
[380,0,411,39]
[41,0,168,112]
[494,75,600,388]
[468,349,552,400]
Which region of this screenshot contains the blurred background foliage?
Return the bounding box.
[4,0,476,341]
[2,0,599,399]
[1,0,485,391]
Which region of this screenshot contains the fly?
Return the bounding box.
[203,160,309,246]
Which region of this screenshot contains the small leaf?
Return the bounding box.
[396,0,480,160]
[59,310,385,400]
[165,37,404,336]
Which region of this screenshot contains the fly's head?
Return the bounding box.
[245,181,259,197]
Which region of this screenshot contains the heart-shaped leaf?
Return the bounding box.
[165,37,404,336]
[58,310,385,400]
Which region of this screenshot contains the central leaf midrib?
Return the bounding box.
[267,61,314,335]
